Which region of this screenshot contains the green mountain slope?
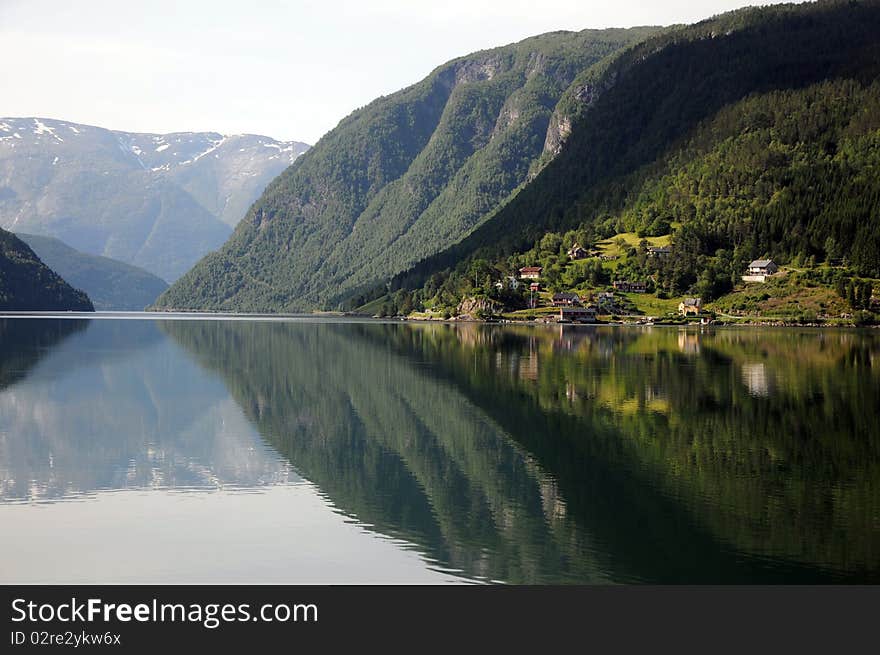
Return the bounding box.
[387,0,880,306]
[16,233,168,310]
[0,228,94,311]
[153,27,659,312]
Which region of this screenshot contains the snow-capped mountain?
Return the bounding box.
[0,117,309,281]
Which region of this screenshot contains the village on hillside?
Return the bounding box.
[386,230,879,326]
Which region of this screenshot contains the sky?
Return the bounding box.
[0,0,785,144]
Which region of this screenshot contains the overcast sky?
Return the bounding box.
[0,0,784,144]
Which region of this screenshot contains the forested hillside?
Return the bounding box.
[0,228,94,311]
[381,1,880,315]
[154,27,659,312]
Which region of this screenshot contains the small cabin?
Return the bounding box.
[613,280,647,293]
[567,243,589,260]
[519,266,543,280]
[597,291,615,303]
[747,259,778,275]
[529,282,541,292]
[551,292,581,307]
[742,259,779,283]
[678,297,702,316]
[559,306,597,323]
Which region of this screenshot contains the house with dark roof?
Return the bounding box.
[551,292,581,307]
[613,280,647,293]
[519,266,542,280]
[567,243,589,260]
[747,259,778,275]
[742,259,779,283]
[678,297,702,316]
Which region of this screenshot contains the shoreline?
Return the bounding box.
[1,310,876,329]
[407,318,878,329]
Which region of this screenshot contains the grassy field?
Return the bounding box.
[709,271,850,319]
[500,306,560,320]
[355,296,387,316]
[623,293,681,316]
[595,232,672,258]
[408,310,446,320]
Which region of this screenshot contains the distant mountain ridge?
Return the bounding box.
[0,117,309,282]
[16,233,168,311]
[0,227,94,311]
[113,129,309,228]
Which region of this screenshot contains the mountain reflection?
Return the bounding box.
[0,319,296,502]
[2,318,877,583]
[0,318,87,391]
[163,321,880,583]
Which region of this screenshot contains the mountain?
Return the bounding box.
[0,118,309,282]
[0,228,94,311]
[153,27,660,312]
[384,0,880,311]
[16,233,168,310]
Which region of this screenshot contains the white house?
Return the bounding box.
[742,259,779,283]
[748,259,778,275]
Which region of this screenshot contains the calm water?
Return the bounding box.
[0,316,877,584]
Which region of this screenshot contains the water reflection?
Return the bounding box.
[163,320,880,583]
[0,319,296,503]
[379,324,880,582]
[0,318,87,391]
[1,318,878,584]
